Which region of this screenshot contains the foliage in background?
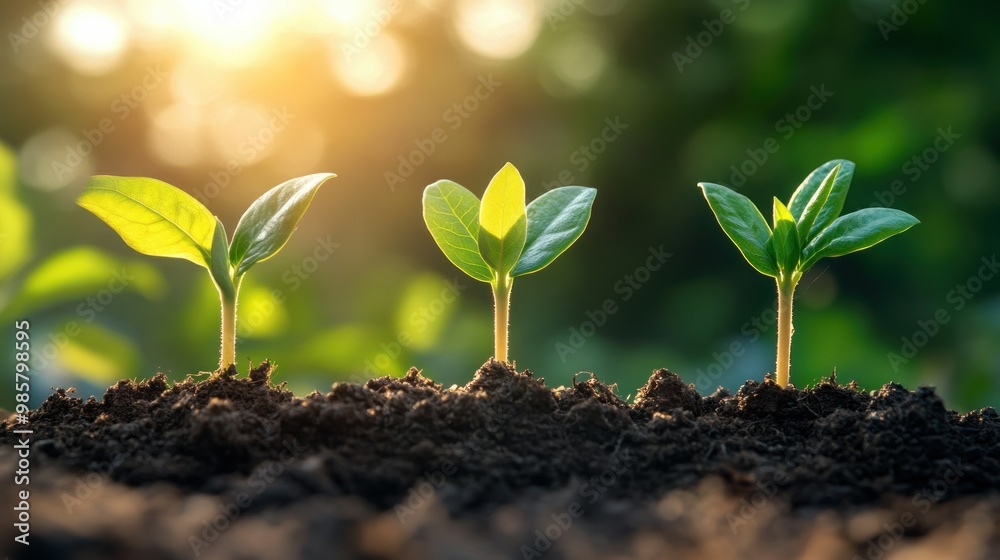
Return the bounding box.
[0,143,167,403]
[0,2,997,411]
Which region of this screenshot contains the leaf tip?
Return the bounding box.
[313,172,337,187]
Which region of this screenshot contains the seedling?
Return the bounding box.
[77,173,334,369]
[699,160,918,388]
[423,162,596,362]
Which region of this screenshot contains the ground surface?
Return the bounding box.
[2,360,999,559]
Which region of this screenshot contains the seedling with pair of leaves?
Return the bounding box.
[423,162,596,362]
[77,173,334,370]
[699,160,919,388]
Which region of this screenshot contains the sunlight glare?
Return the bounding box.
[321,0,387,28]
[208,101,275,166]
[453,0,541,60]
[543,28,609,96]
[20,128,93,191]
[170,0,287,67]
[148,104,205,168]
[331,33,407,96]
[49,2,129,75]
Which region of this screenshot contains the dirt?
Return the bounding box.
[2,360,999,559]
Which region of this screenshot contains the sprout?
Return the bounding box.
[699,160,918,387]
[77,173,334,369]
[423,162,596,362]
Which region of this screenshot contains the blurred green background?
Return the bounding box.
[1,0,997,411]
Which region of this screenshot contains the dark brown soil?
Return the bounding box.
[2,361,999,559]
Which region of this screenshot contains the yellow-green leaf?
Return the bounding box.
[478,162,527,278]
[1,246,166,319]
[77,176,215,268]
[422,180,493,283]
[0,195,32,283]
[0,142,32,283]
[46,322,141,385]
[771,197,800,273]
[0,141,15,196]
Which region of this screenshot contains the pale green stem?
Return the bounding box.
[493,275,513,363]
[775,276,797,388]
[218,275,242,370]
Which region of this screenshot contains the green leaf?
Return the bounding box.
[771,197,800,273]
[699,182,777,277]
[209,217,235,297]
[793,164,839,242]
[422,180,493,283]
[51,322,141,385]
[512,186,596,277]
[229,173,335,278]
[478,162,527,278]
[393,273,458,348]
[787,159,855,241]
[0,141,15,196]
[0,194,32,283]
[77,176,216,268]
[800,208,920,271]
[0,246,166,319]
[0,142,31,283]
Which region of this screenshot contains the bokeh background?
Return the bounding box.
[1,0,998,411]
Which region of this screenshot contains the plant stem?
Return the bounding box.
[775,277,796,388]
[493,276,513,363]
[218,276,242,370]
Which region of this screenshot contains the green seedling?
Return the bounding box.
[423,162,596,363]
[699,159,918,388]
[77,173,335,369]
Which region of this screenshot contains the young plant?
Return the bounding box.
[423,162,596,363]
[699,160,918,388]
[77,173,334,370]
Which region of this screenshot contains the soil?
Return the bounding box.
[2,360,999,560]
